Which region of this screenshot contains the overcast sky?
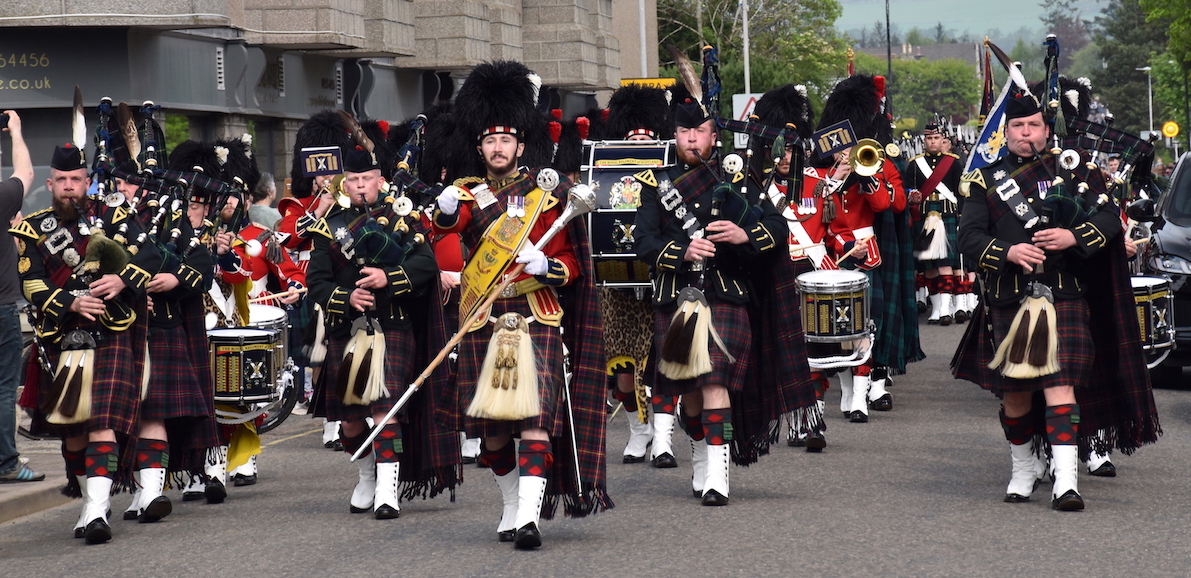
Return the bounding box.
[835,0,1107,38]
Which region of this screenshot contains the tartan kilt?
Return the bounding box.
[40,330,141,438]
[651,300,751,397]
[985,299,1094,394]
[140,325,210,420]
[914,205,962,270]
[453,297,567,439]
[323,328,417,422]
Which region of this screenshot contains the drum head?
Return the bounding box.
[1131,276,1168,290]
[797,269,868,290]
[208,328,275,339]
[249,304,287,323]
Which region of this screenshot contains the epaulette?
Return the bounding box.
[633,169,658,188]
[9,219,39,241]
[452,176,483,201]
[910,153,926,162]
[943,152,960,159]
[959,168,986,197]
[308,217,333,240]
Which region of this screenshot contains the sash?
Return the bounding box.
[915,155,957,204]
[772,183,828,268]
[458,186,550,322]
[990,166,1040,229]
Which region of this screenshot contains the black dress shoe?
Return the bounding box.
[927,318,940,325]
[84,518,112,544]
[498,530,516,542]
[849,410,868,423]
[870,393,893,411]
[74,526,85,539]
[1089,461,1117,477]
[622,454,646,464]
[954,309,970,323]
[514,523,542,549]
[122,509,138,521]
[374,504,400,519]
[1004,493,1031,503]
[692,489,703,499]
[939,315,953,327]
[182,490,205,502]
[139,496,172,523]
[232,473,257,487]
[1052,489,1085,511]
[350,504,371,514]
[787,436,806,448]
[651,453,678,468]
[701,489,729,506]
[917,301,927,314]
[462,456,478,465]
[804,432,826,453]
[205,480,227,504]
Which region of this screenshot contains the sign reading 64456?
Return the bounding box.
[0,53,51,68]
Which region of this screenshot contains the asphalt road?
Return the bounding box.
[3,322,1190,576]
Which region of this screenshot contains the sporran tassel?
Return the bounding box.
[915,213,949,260]
[659,287,715,380]
[468,313,539,421]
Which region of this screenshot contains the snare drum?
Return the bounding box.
[208,328,280,403]
[1131,276,1174,351]
[248,304,289,368]
[797,270,871,343]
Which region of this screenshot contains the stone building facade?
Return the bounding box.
[0,0,654,210]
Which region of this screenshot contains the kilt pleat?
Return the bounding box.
[140,325,210,420]
[455,298,567,439]
[650,300,751,397]
[322,329,417,422]
[986,299,1094,394]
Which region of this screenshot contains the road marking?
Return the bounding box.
[265,428,323,446]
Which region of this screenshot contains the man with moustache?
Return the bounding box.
[431,60,610,549]
[14,143,161,543]
[635,95,816,505]
[954,94,1159,510]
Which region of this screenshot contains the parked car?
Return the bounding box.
[1134,151,1191,386]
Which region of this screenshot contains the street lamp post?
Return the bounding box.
[1138,66,1154,138]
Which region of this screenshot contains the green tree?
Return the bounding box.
[1008,38,1047,83]
[905,27,930,47]
[1094,0,1169,137]
[658,0,849,117]
[853,52,981,131]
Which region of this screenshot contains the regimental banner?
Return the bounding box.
[300,146,343,177]
[812,119,859,159]
[965,77,1014,173]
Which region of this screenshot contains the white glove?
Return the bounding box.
[516,248,550,276]
[436,185,461,216]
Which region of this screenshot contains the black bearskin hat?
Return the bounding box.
[217,134,260,193]
[444,60,550,177]
[579,106,608,141]
[1030,76,1093,123]
[606,84,673,140]
[289,110,392,198]
[168,140,227,204]
[552,115,592,177]
[817,74,891,144]
[754,84,815,139]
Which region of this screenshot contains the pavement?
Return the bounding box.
[0,437,70,524]
[3,321,1190,575]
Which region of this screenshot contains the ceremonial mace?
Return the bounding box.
[351,181,598,460]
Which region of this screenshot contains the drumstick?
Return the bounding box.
[1132,237,1150,246]
[788,241,826,251]
[248,287,308,303]
[834,236,874,266]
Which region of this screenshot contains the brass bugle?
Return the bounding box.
[849,138,885,177]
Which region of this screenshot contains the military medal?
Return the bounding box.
[40,215,58,232]
[507,195,526,218]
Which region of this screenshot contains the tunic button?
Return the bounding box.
[694,203,700,208]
